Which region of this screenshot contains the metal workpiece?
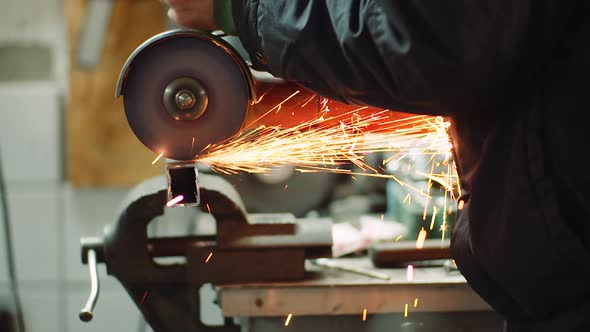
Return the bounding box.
[369,239,452,268]
[166,162,201,207]
[78,173,332,332]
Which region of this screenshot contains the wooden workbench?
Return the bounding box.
[218,258,500,331]
[218,257,491,317]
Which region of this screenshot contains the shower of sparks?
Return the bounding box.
[151,152,164,165]
[406,265,414,281]
[285,314,293,326]
[414,298,419,308]
[196,106,456,198]
[404,304,409,318]
[205,252,213,263]
[192,93,460,245]
[166,195,184,207]
[362,308,368,321]
[416,228,427,249]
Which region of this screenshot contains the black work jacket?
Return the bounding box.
[233,1,590,330]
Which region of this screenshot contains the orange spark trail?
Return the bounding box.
[205,252,213,263]
[151,152,164,165]
[139,291,148,305]
[430,206,438,230]
[166,195,184,207]
[416,228,427,249]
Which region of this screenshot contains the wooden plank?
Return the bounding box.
[65,0,166,186]
[218,258,490,317]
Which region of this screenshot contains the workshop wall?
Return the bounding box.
[65,0,166,186]
[0,1,152,331]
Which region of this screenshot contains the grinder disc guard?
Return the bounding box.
[120,31,250,161]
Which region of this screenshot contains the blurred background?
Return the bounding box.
[0,1,171,331]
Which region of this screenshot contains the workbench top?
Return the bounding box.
[217,257,490,317]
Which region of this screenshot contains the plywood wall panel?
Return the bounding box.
[66,0,166,186]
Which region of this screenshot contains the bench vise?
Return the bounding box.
[77,167,332,332]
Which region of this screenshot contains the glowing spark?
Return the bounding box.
[406,265,414,281]
[362,309,367,321]
[140,291,148,305]
[414,298,419,308]
[271,90,300,113]
[166,195,184,207]
[404,304,409,318]
[151,152,164,165]
[395,235,404,241]
[430,206,438,230]
[206,203,211,214]
[441,168,449,242]
[300,94,316,107]
[458,200,465,210]
[284,184,288,189]
[380,214,384,221]
[205,252,213,263]
[416,228,427,249]
[285,314,293,326]
[402,193,411,205]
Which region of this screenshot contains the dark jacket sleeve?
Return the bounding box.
[233,0,530,115]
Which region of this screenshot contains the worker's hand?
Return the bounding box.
[162,0,219,31]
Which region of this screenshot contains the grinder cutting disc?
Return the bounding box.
[119,30,250,161]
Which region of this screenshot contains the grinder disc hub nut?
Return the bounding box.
[163,77,208,121]
[176,90,196,109]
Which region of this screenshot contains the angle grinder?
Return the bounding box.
[116,29,256,161]
[116,29,392,162]
[116,30,388,211]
